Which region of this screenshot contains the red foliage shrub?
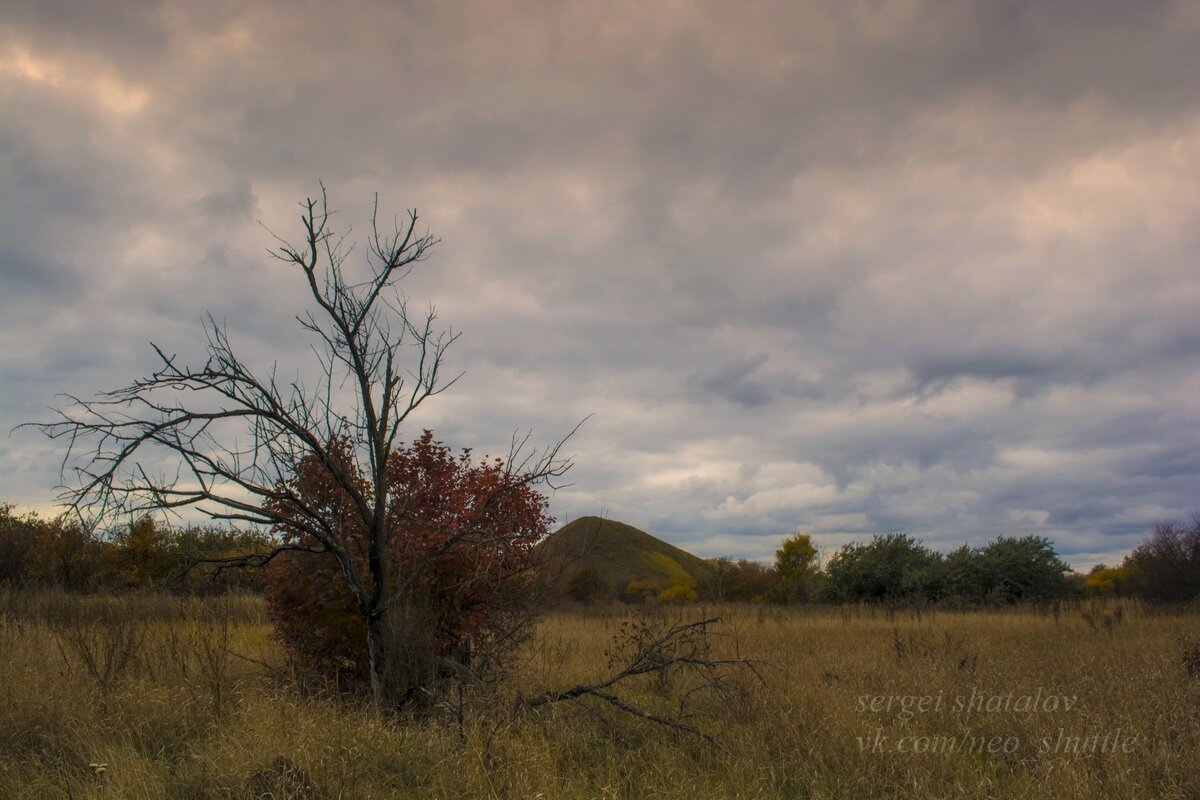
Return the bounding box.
[262,431,552,685]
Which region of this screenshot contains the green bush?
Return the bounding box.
[822,534,939,603]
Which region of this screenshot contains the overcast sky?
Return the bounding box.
[2,1,1198,569]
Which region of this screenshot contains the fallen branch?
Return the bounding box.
[520,615,764,748]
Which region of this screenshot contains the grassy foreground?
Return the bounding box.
[0,590,1197,799]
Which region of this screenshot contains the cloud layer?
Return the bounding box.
[3,0,1198,567]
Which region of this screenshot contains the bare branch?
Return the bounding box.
[178,540,329,578]
[519,616,763,748]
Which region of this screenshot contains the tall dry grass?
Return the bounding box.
[0,589,1196,798]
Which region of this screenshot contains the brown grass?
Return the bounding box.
[0,589,1197,798]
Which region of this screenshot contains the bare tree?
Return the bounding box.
[29,188,575,711]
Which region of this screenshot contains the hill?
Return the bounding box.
[538,516,713,598]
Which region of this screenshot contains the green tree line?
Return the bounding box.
[698,519,1200,606]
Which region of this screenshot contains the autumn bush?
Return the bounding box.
[262,431,552,694]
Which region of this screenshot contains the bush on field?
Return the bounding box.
[261,431,551,693]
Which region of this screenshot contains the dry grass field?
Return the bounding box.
[1,589,1197,799]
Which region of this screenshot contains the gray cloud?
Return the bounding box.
[2,0,1198,569]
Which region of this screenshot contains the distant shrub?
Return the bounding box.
[657,578,697,604]
[973,536,1072,602]
[24,514,116,591]
[623,579,661,603]
[115,516,174,587]
[635,552,692,603]
[822,534,939,603]
[1123,515,1200,602]
[1085,564,1136,597]
[0,504,43,585]
[698,557,779,603]
[775,533,819,601]
[566,566,607,602]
